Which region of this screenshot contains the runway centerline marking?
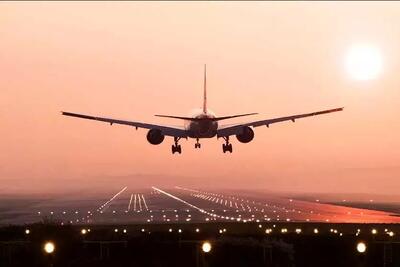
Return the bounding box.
[128,194,133,212]
[141,194,149,211]
[138,194,142,211]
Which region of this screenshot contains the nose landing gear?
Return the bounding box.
[195,138,201,149]
[222,136,233,153]
[171,137,182,154]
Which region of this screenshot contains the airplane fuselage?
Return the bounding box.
[185,112,218,138]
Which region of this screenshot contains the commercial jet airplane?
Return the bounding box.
[62,66,343,154]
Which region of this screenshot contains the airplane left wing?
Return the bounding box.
[62,111,188,138]
[217,107,343,137]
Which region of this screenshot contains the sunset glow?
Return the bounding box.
[1,2,400,196]
[346,44,383,80]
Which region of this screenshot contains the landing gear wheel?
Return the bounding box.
[172,144,182,154]
[222,137,233,153]
[195,138,201,149]
[228,143,233,153]
[172,137,182,154]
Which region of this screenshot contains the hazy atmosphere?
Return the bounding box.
[2,2,400,195]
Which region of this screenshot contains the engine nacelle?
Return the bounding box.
[236,126,254,143]
[146,129,165,145]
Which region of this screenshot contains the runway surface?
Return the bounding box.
[1,186,400,225]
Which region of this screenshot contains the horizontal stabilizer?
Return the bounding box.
[154,115,195,120]
[213,113,258,121]
[154,113,258,121]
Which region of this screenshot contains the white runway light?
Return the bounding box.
[97,186,127,212]
[44,241,55,254]
[202,241,212,253]
[356,242,367,253]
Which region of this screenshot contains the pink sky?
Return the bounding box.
[1,2,400,195]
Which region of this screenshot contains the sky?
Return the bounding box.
[1,2,400,195]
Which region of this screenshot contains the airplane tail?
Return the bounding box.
[203,64,207,114]
[154,65,258,121]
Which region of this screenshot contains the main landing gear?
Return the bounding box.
[171,137,182,154]
[222,136,233,153]
[195,138,201,149]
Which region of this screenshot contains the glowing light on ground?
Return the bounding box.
[44,241,55,254]
[97,186,127,212]
[356,242,367,253]
[127,194,133,212]
[202,241,212,253]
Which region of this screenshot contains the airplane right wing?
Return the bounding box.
[217,107,343,137]
[62,111,188,138]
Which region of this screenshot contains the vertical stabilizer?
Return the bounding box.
[203,64,207,114]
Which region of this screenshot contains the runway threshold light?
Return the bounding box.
[202,241,212,253]
[81,229,87,235]
[356,242,367,253]
[44,241,55,254]
[25,229,30,235]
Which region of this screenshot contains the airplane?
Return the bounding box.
[62,65,343,154]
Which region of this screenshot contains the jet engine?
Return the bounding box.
[236,126,254,143]
[146,129,165,145]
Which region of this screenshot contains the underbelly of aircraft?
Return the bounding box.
[186,120,218,138]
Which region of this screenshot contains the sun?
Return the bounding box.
[345,44,383,80]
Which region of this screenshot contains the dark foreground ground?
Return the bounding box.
[1,222,400,267]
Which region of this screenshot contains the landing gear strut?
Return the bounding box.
[171,137,182,154]
[195,138,201,149]
[222,136,233,153]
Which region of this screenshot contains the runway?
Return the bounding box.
[1,186,400,225]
